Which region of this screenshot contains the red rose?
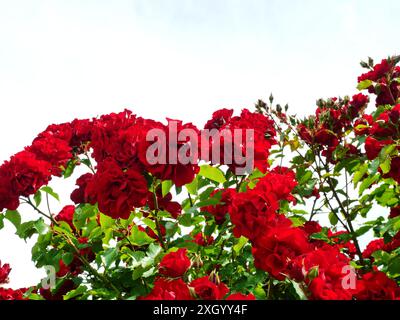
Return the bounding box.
[314,128,339,148]
[27,135,72,176]
[0,287,27,300]
[362,239,385,259]
[0,151,52,211]
[86,159,148,219]
[54,205,75,230]
[297,124,313,144]
[389,206,400,219]
[358,58,392,82]
[139,278,192,300]
[202,188,236,225]
[0,261,11,284]
[204,108,234,130]
[365,136,392,160]
[70,118,92,148]
[229,191,273,240]
[349,93,369,117]
[90,109,137,163]
[193,232,214,246]
[159,249,191,278]
[190,276,229,300]
[70,173,95,204]
[226,293,256,300]
[355,271,400,300]
[253,225,312,280]
[138,119,200,187]
[354,115,373,136]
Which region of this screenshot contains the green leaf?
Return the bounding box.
[198,165,226,184]
[128,225,155,246]
[355,225,372,237]
[359,174,379,195]
[16,221,37,239]
[233,236,248,254]
[5,210,21,229]
[179,213,193,227]
[328,212,339,226]
[33,191,42,207]
[34,218,48,234]
[388,256,400,276]
[102,247,119,268]
[357,80,373,90]
[0,214,4,230]
[63,285,88,300]
[132,266,145,280]
[380,158,391,174]
[62,252,74,266]
[299,170,313,185]
[99,213,114,230]
[63,159,76,179]
[41,186,60,202]
[161,180,173,197]
[185,177,198,195]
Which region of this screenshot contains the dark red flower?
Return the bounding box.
[226,293,256,300]
[193,233,214,246]
[204,108,234,130]
[202,188,236,225]
[27,135,72,176]
[138,119,200,187]
[389,206,400,219]
[70,173,95,204]
[0,287,27,300]
[190,276,229,300]
[159,249,191,278]
[54,205,75,230]
[86,159,148,219]
[365,136,392,160]
[355,271,400,300]
[139,278,192,300]
[0,261,11,284]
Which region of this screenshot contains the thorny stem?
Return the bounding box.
[152,182,167,251]
[316,154,364,264]
[60,233,122,299]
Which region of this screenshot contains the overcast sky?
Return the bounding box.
[0,0,399,288]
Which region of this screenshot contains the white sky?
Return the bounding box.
[0,0,399,288]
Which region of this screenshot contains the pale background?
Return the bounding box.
[0,0,399,288]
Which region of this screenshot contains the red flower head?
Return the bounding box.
[0,261,11,284]
[364,136,392,160]
[226,293,256,300]
[159,248,191,278]
[86,158,148,219]
[139,278,192,300]
[355,271,400,300]
[202,188,236,225]
[190,276,229,300]
[54,205,75,230]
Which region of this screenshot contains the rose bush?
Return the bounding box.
[1,56,400,300]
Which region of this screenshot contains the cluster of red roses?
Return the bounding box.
[355,59,400,220]
[297,93,369,161]
[139,248,254,300]
[203,108,277,173]
[205,166,400,299]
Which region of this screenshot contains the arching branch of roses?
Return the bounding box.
[1,55,400,300]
